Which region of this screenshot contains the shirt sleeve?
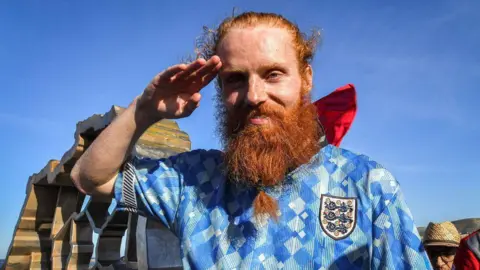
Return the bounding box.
[113,152,189,231]
[368,168,432,269]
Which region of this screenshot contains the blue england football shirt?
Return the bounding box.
[114,144,432,269]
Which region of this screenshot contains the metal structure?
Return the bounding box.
[3,106,190,269]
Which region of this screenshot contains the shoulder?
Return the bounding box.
[321,144,380,167]
[133,148,223,164]
[131,148,224,173]
[320,144,400,198]
[322,144,395,181]
[169,148,223,165]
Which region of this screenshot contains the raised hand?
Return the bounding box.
[135,56,222,124]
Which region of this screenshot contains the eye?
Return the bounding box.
[224,73,245,84]
[266,71,283,81]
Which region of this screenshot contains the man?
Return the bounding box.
[422,221,461,269]
[453,229,480,269]
[71,12,432,269]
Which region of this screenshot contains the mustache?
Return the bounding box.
[231,103,286,123]
[228,104,286,134]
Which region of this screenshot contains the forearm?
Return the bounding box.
[71,58,217,196]
[71,99,155,195]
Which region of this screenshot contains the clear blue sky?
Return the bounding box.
[1,0,479,259]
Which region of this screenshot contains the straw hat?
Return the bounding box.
[423,221,461,247]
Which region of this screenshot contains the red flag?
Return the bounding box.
[313,84,357,147]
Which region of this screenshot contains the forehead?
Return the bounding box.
[217,27,297,69]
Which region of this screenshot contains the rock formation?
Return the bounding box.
[3,106,190,270]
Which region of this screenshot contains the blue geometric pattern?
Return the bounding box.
[115,145,432,269]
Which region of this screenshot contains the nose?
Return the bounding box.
[244,76,267,106]
[434,256,444,268]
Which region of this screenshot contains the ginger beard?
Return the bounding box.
[216,82,322,220]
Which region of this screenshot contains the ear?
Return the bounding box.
[303,64,313,92]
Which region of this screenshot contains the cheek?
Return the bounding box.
[223,90,240,110]
[267,80,302,108]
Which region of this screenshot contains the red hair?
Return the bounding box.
[200,12,322,221]
[196,11,320,77]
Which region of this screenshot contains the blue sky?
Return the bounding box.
[1,0,479,259]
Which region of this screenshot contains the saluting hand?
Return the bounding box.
[136,56,222,124]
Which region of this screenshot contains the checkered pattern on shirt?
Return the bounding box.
[114,145,432,269]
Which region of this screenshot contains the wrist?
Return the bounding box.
[129,98,161,132]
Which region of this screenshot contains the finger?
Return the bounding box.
[198,62,222,88]
[177,93,201,117]
[184,95,201,114]
[190,92,202,104]
[193,56,221,79]
[158,64,188,82]
[174,58,207,80]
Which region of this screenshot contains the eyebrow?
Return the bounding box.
[219,68,245,75]
[220,62,288,75]
[260,63,288,73]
